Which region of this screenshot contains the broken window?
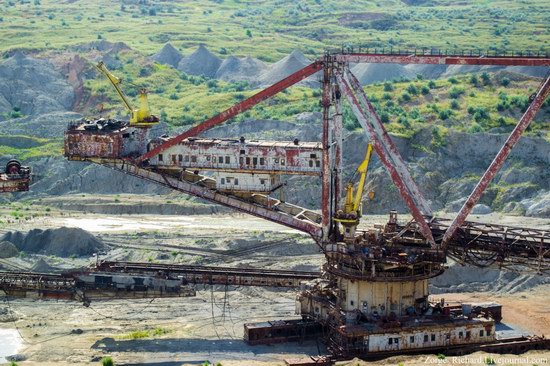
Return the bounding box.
[172,155,177,163]
[424,334,428,343]
[310,153,317,159]
[281,159,285,166]
[259,157,265,165]
[388,338,393,345]
[260,179,266,185]
[234,178,239,185]
[221,178,225,185]
[410,336,414,343]
[239,157,243,164]
[240,149,245,155]
[316,160,321,167]
[394,338,399,344]
[225,156,230,164]
[184,155,190,162]
[431,334,435,342]
[274,158,279,164]
[178,155,183,162]
[218,156,224,164]
[459,331,463,339]
[466,331,471,339]
[158,154,163,161]
[191,156,197,163]
[479,330,484,337]
[253,157,258,165]
[309,160,313,167]
[486,329,491,336]
[246,157,251,165]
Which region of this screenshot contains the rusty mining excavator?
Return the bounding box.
[1,49,549,363]
[0,159,31,193]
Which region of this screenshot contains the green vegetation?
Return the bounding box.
[119,327,172,340]
[101,357,115,366]
[0,0,548,59]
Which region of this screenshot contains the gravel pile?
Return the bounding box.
[350,63,414,84]
[259,49,314,87]
[1,227,106,258]
[177,44,221,78]
[151,43,183,68]
[215,55,267,83]
[0,241,19,258]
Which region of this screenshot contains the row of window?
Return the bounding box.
[389,329,490,345]
[157,154,320,168]
[220,177,269,186]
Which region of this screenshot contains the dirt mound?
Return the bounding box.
[259,49,314,86]
[350,63,414,84]
[31,258,55,273]
[430,260,549,294]
[442,64,503,77]
[73,40,130,53]
[1,227,106,258]
[177,44,221,78]
[215,56,267,83]
[0,53,75,118]
[151,43,183,68]
[0,241,19,258]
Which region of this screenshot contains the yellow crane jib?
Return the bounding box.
[335,142,373,227]
[95,61,159,128]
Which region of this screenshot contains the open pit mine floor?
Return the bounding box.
[0,196,549,365]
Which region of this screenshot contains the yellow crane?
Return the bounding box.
[95,61,159,128]
[334,143,373,233]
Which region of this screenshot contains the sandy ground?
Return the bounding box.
[0,198,549,365]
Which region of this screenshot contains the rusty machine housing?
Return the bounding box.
[62,49,550,361]
[0,159,31,193]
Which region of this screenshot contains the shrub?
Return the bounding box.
[420,85,430,95]
[383,82,394,92]
[448,77,459,84]
[169,93,179,100]
[469,74,479,86]
[102,357,115,366]
[401,92,411,102]
[449,86,465,99]
[450,99,460,109]
[428,80,436,89]
[406,84,418,95]
[481,72,491,85]
[501,77,510,87]
[438,109,452,120]
[468,122,483,133]
[380,112,390,123]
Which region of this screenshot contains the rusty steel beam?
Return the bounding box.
[138,61,323,163]
[343,69,433,216]
[442,76,550,247]
[0,176,30,192]
[93,158,323,241]
[96,261,320,288]
[334,53,550,66]
[321,58,332,242]
[336,71,436,246]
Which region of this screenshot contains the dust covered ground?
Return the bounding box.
[0,196,549,365]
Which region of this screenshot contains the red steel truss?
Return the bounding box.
[100,52,549,246]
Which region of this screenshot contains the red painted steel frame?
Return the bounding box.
[336,70,436,245]
[334,54,550,66]
[442,76,550,247]
[138,61,323,163]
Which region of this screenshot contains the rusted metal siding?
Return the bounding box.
[366,321,496,352]
[0,176,29,192]
[213,172,279,192]
[147,138,322,175]
[339,278,429,317]
[64,126,149,159]
[443,76,550,247]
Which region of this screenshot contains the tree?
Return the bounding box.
[246,29,252,38]
[102,357,115,366]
